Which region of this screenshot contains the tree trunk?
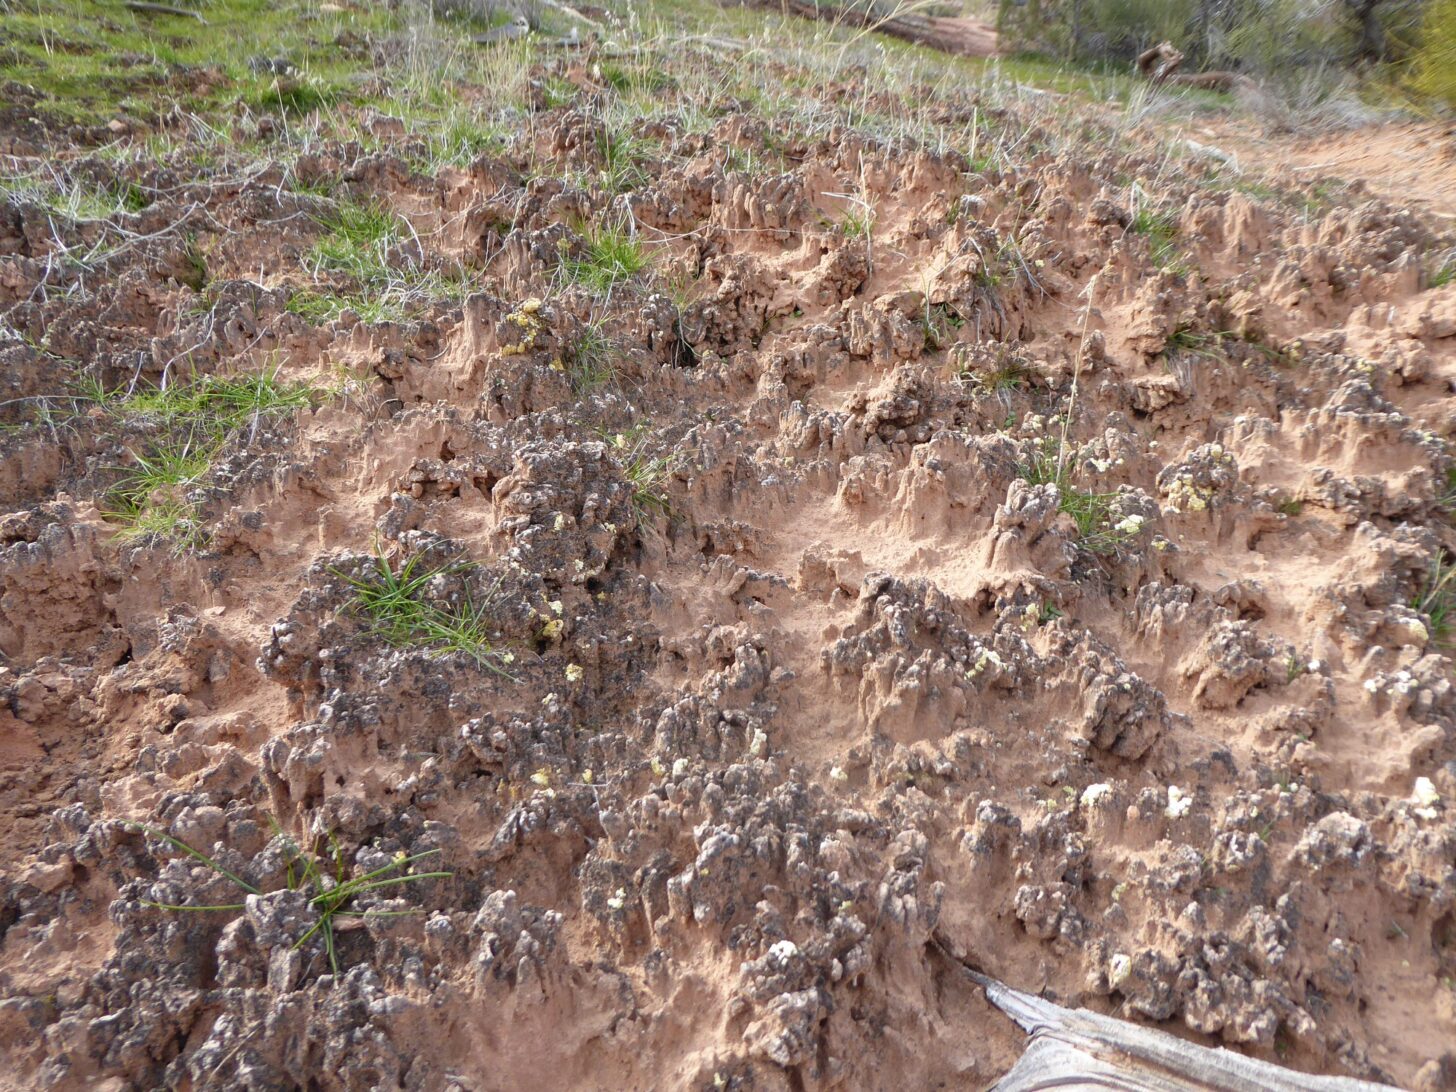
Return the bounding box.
[1349,0,1387,61]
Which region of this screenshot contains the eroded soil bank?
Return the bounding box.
[3,24,1456,1092]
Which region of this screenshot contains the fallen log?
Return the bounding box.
[1137,41,1248,94]
[473,15,530,44]
[932,935,1398,1092]
[123,0,207,21]
[746,0,996,58]
[539,0,604,30]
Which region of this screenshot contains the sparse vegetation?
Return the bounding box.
[841,205,875,239]
[416,110,508,170]
[133,823,449,977]
[105,445,213,550]
[6,0,1456,1084]
[109,368,318,431]
[305,201,408,284]
[1130,205,1183,273]
[1439,465,1456,513]
[610,432,674,523]
[290,198,470,322]
[1427,252,1456,289]
[1164,324,1226,359]
[921,302,964,351]
[1412,0,1456,106]
[597,129,652,194]
[564,318,617,392]
[1285,652,1307,682]
[0,167,147,222]
[1411,551,1456,647]
[999,0,1431,81]
[93,367,319,550]
[1019,443,1134,556]
[563,222,649,292]
[337,548,510,672]
[955,345,1035,393]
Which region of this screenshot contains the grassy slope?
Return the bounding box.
[0,0,1263,350]
[0,0,1230,138]
[0,0,404,126]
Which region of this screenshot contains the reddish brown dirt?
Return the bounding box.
[1,53,1456,1092]
[1210,121,1456,221]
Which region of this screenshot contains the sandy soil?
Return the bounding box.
[1207,120,1456,221]
[2,35,1456,1092]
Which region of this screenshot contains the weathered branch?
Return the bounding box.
[1137,40,1246,94]
[123,1,207,22]
[745,0,995,58]
[931,933,1400,1092]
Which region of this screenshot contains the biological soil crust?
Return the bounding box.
[2,3,1456,1089]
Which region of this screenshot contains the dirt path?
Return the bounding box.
[1211,120,1456,220]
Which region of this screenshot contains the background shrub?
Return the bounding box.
[1411,0,1456,105]
[998,0,1431,83]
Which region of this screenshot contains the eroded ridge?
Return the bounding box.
[3,70,1456,1092]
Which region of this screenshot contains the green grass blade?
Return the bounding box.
[334,872,452,897]
[331,909,425,917]
[131,823,260,894]
[344,848,444,885]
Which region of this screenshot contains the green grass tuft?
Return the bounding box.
[609,432,673,524]
[102,368,317,435]
[597,129,650,194]
[417,113,508,170]
[1019,445,1129,556]
[308,200,407,284]
[105,443,212,549]
[565,319,616,392]
[1412,552,1456,648]
[920,303,963,351]
[93,366,319,550]
[955,346,1033,393]
[290,200,472,323]
[338,549,511,673]
[841,206,874,239]
[564,222,649,293]
[1163,324,1226,359]
[133,822,449,978]
[1439,466,1456,514]
[1130,207,1183,272]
